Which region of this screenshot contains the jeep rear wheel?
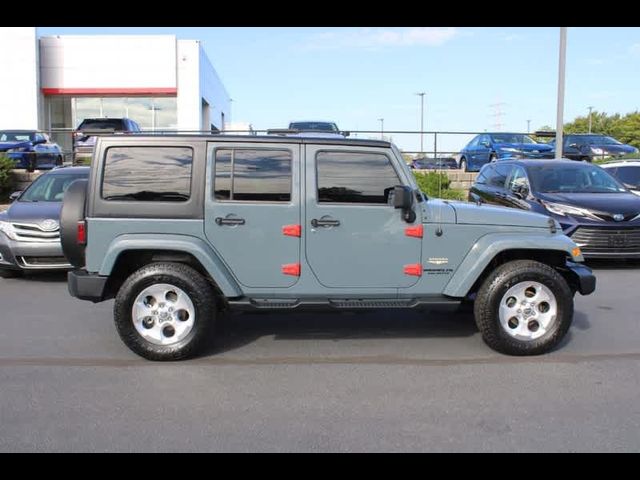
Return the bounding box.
[114,262,216,361]
[473,260,573,355]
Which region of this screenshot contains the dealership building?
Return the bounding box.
[0,27,231,153]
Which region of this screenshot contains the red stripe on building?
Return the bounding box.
[42,88,177,96]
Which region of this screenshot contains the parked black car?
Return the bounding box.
[409,156,457,170]
[468,159,640,259]
[548,134,638,162]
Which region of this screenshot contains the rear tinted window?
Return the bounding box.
[79,119,126,131]
[316,151,400,204]
[214,149,292,202]
[102,146,193,201]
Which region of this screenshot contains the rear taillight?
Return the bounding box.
[77,221,86,245]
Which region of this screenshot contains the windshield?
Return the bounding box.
[0,131,34,142]
[614,166,640,188]
[289,122,338,132]
[77,119,125,131]
[583,135,622,145]
[528,164,627,194]
[20,173,88,202]
[490,134,536,144]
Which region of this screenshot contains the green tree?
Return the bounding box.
[0,154,15,199]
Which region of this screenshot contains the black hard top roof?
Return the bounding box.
[97,134,392,148]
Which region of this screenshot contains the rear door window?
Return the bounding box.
[214,148,292,202]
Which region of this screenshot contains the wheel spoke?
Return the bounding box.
[131,283,196,347]
[499,281,558,342]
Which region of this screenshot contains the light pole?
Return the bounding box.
[378,118,384,140]
[527,119,531,133]
[555,27,567,159]
[416,92,426,154]
[587,106,594,133]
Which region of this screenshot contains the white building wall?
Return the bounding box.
[176,40,201,131]
[39,35,177,90]
[199,43,231,130]
[0,27,40,130]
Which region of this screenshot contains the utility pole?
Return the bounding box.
[555,27,567,159]
[527,119,531,133]
[587,106,594,133]
[378,118,384,140]
[416,92,426,154]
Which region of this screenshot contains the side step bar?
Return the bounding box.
[228,296,461,311]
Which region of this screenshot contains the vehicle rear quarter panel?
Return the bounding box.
[85,218,242,297]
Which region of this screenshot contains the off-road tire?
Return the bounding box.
[114,262,217,361]
[474,260,573,356]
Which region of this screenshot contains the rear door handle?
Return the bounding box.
[215,217,245,226]
[311,218,341,228]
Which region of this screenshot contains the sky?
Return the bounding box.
[36,26,640,154]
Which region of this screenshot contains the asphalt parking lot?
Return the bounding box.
[1,262,639,452]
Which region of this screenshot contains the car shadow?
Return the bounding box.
[18,271,69,283]
[204,307,479,356]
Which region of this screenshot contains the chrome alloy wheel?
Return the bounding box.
[498,281,558,341]
[132,283,196,346]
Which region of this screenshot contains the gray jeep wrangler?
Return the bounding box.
[60,135,595,361]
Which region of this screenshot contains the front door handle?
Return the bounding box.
[311,218,341,228]
[215,217,245,226]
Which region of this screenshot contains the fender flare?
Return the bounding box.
[99,234,243,297]
[443,232,578,298]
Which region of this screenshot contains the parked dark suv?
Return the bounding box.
[548,134,638,162]
[73,118,141,164]
[468,159,640,259]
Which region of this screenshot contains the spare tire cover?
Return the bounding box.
[60,179,88,268]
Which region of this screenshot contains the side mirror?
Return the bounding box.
[481,142,490,148]
[342,131,350,137]
[9,191,22,201]
[33,137,47,145]
[389,185,416,223]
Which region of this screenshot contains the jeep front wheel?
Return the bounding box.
[473,260,573,356]
[114,262,216,361]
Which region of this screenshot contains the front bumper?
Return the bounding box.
[561,261,596,295]
[0,235,71,270]
[68,270,109,303]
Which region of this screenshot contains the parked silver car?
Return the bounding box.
[0,166,90,277]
